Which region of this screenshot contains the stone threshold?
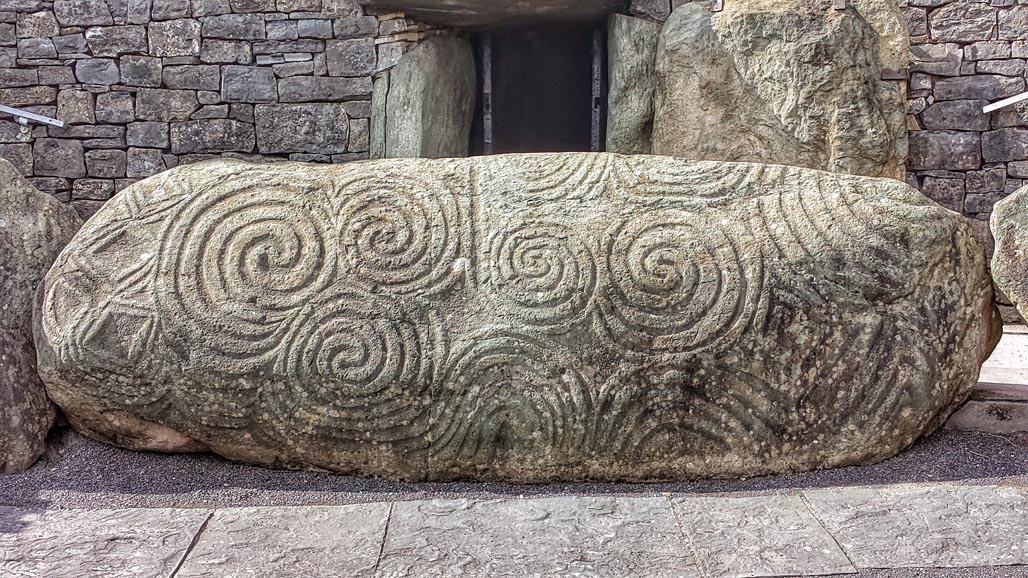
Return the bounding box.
[3,481,1028,577]
[948,325,1028,434]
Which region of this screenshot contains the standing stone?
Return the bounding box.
[652,1,907,180]
[379,36,475,158]
[35,154,999,482]
[0,158,82,473]
[254,103,349,154]
[606,14,659,155]
[992,184,1028,322]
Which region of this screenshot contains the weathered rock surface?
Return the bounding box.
[990,184,1028,321]
[36,153,999,482]
[359,0,625,27]
[606,14,660,155]
[374,36,475,159]
[0,158,82,473]
[653,0,907,180]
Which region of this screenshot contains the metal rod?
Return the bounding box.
[983,91,1028,114]
[0,104,64,128]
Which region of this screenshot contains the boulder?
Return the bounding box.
[36,153,999,482]
[606,14,660,155]
[991,184,1028,321]
[653,0,907,180]
[0,158,82,473]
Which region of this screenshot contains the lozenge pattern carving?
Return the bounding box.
[36,153,999,482]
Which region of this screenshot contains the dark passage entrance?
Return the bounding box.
[471,22,607,155]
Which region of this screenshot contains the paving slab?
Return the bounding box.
[672,494,856,578]
[0,506,211,578]
[803,485,1028,569]
[175,503,390,578]
[376,496,700,578]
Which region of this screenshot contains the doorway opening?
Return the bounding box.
[470,21,608,155]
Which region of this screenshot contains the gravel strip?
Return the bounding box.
[1,427,1026,510]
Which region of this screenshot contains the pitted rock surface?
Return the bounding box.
[991,184,1028,321]
[653,0,908,180]
[0,158,82,473]
[36,153,999,482]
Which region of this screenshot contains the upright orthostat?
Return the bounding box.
[36,154,999,482]
[991,184,1028,321]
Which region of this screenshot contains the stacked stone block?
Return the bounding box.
[0,0,434,219]
[905,0,1028,224]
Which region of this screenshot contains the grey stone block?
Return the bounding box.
[673,495,854,577]
[928,2,997,43]
[170,119,255,153]
[57,89,95,124]
[922,100,991,131]
[0,68,38,88]
[935,74,1026,101]
[71,177,115,200]
[231,0,275,11]
[221,65,277,102]
[378,498,700,578]
[983,128,1028,162]
[16,11,59,38]
[120,54,162,86]
[252,39,323,54]
[1009,161,1028,179]
[229,103,253,122]
[278,0,321,9]
[967,168,1007,193]
[74,58,119,84]
[148,18,201,56]
[348,117,368,152]
[33,138,85,177]
[135,88,198,121]
[84,25,147,56]
[197,90,220,104]
[152,0,191,20]
[37,65,75,85]
[163,64,220,90]
[922,174,966,212]
[998,6,1028,41]
[333,15,378,39]
[977,59,1026,77]
[175,505,388,578]
[201,13,265,39]
[966,41,1013,61]
[910,43,963,76]
[966,192,1004,213]
[277,75,371,102]
[804,485,1028,568]
[0,143,33,175]
[127,121,169,147]
[254,102,349,154]
[53,0,113,26]
[298,18,332,38]
[192,0,231,16]
[0,86,56,107]
[85,148,126,178]
[95,91,135,124]
[903,6,927,37]
[192,104,228,119]
[17,37,56,59]
[272,60,313,77]
[126,146,166,177]
[52,33,87,54]
[0,507,211,577]
[908,130,982,171]
[126,0,152,24]
[267,19,297,40]
[200,39,252,63]
[326,37,375,76]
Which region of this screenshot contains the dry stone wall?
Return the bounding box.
[0,0,438,220]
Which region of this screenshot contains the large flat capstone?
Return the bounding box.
[36,153,999,482]
[0,158,81,473]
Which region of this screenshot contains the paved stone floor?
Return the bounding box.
[3,328,1028,577]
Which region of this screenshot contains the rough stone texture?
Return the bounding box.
[804,485,1028,568]
[255,103,350,154]
[377,36,474,159]
[360,0,625,27]
[35,154,1000,481]
[606,14,659,155]
[0,159,82,473]
[379,497,700,577]
[653,1,907,180]
[0,507,212,576]
[991,185,1028,321]
[176,505,389,577]
[672,495,855,577]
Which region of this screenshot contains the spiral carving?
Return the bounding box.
[156,179,339,373]
[601,212,763,353]
[267,294,431,450]
[336,171,463,296]
[487,223,596,331]
[498,154,610,201]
